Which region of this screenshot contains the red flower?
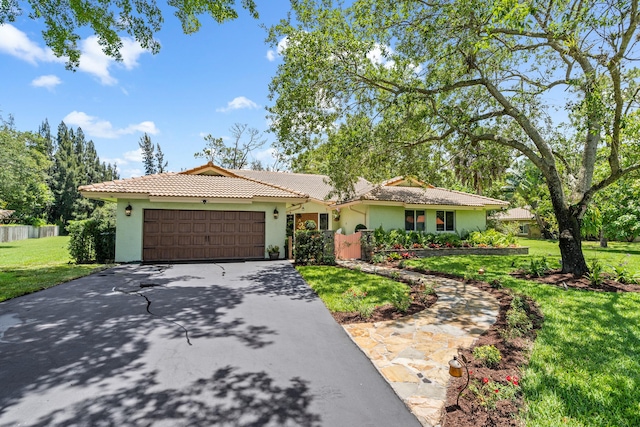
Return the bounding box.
[506,376,512,382]
[469,370,473,375]
[482,377,489,384]
[513,380,519,386]
[494,389,499,393]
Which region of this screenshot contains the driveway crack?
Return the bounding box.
[114,287,192,346]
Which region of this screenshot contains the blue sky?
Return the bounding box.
[0,1,292,178]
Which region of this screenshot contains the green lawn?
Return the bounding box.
[522,237,640,274]
[405,238,640,427]
[297,265,409,312]
[0,236,107,302]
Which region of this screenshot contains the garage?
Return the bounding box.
[143,209,265,262]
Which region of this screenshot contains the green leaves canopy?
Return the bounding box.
[268,0,640,274]
[269,0,640,202]
[1,0,258,67]
[0,126,53,221]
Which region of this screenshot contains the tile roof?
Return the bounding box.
[231,169,375,202]
[493,207,534,221]
[79,173,307,199]
[349,186,509,207]
[78,163,509,209]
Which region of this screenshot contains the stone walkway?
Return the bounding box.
[337,260,499,427]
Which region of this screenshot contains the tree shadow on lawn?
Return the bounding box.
[5,366,321,427]
[0,264,278,420]
[523,290,640,425]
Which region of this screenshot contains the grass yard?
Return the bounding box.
[296,265,409,312]
[522,238,640,275]
[405,238,640,427]
[0,236,107,302]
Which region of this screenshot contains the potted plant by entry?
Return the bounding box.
[267,245,280,260]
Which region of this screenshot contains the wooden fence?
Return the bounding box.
[0,225,59,243]
[334,232,362,260]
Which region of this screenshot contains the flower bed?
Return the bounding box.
[380,247,529,258]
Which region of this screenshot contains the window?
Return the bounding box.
[319,213,329,230]
[405,210,425,231]
[519,223,529,235]
[436,210,455,232]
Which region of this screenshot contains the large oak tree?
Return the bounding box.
[268,0,640,276]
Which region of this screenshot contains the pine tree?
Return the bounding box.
[155,143,168,173]
[138,133,156,175]
[37,119,54,158]
[50,122,79,224]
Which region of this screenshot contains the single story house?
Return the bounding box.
[492,207,540,238]
[79,162,508,263]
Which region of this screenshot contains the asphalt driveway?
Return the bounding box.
[0,261,420,427]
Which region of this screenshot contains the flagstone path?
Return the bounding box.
[337,260,500,427]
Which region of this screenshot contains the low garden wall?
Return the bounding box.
[380,247,529,258]
[0,225,59,243]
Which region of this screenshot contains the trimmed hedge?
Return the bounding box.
[294,230,335,265]
[67,219,115,263]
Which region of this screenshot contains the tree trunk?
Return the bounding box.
[556,207,589,276]
[547,175,589,276]
[599,229,608,248]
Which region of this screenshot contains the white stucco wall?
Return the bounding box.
[115,199,287,262]
[337,205,369,234]
[455,209,487,236]
[368,206,403,231]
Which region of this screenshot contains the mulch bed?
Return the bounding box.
[440,278,543,427]
[332,261,635,426]
[512,269,640,293]
[330,280,438,324]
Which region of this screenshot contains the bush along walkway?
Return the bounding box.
[337,260,499,427]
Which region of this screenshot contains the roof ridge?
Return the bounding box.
[235,169,373,186]
[235,169,329,179]
[230,172,310,198]
[428,185,508,204]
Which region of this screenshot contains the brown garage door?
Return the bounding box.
[143,209,265,262]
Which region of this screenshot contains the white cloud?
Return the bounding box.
[0,24,64,64]
[119,39,147,70]
[367,43,395,69]
[77,36,116,85]
[122,168,143,178]
[266,37,289,62]
[254,147,277,162]
[63,111,159,139]
[31,74,62,90]
[77,36,148,85]
[101,149,144,177]
[216,96,260,113]
[123,148,143,162]
[0,25,148,86]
